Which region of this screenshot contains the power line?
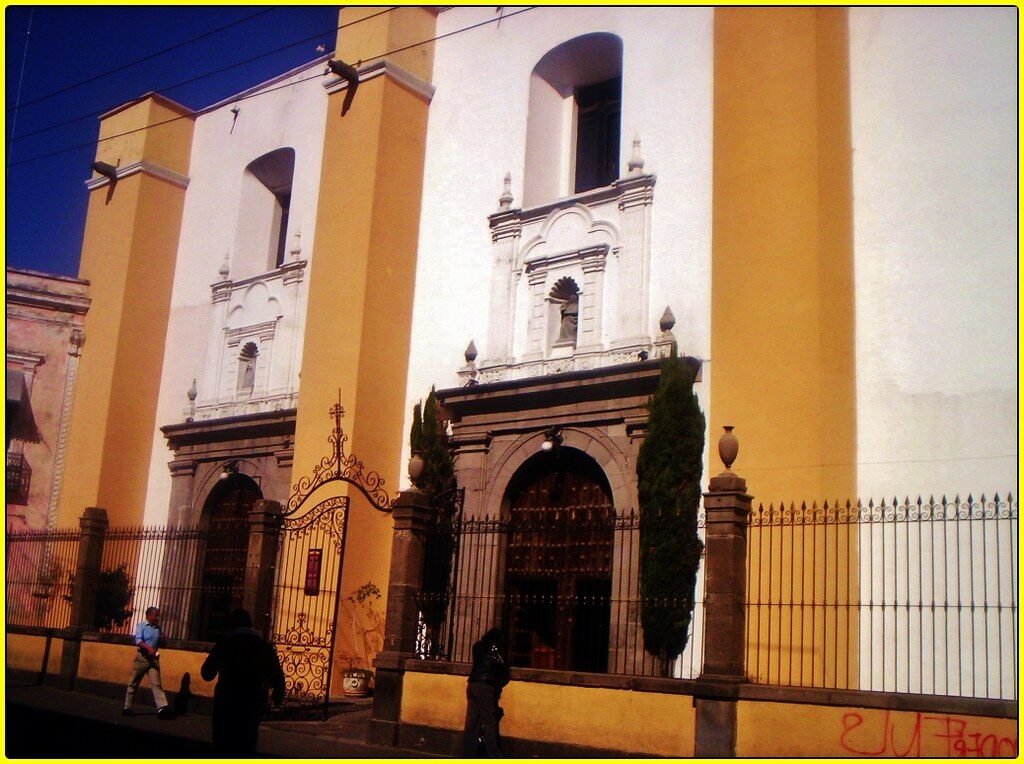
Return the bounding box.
[11,8,396,144]
[7,8,34,177]
[9,7,536,169]
[6,7,278,114]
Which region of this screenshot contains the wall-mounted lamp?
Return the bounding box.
[326,58,359,116]
[540,427,563,452]
[91,161,118,182]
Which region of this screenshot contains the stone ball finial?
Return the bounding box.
[718,425,738,473]
[498,172,514,210]
[659,305,676,333]
[465,339,478,363]
[408,452,424,485]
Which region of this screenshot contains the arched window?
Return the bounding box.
[523,34,623,207]
[237,341,258,394]
[502,448,614,672]
[234,148,295,277]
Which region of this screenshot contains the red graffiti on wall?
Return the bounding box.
[839,709,1017,758]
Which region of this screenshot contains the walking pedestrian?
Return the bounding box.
[462,628,510,757]
[123,606,172,719]
[201,608,285,755]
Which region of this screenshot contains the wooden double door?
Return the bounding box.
[504,450,614,673]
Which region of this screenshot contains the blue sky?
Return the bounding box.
[5,6,340,276]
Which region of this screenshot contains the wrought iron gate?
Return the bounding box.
[268,397,393,717]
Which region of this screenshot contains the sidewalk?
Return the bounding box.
[5,679,442,758]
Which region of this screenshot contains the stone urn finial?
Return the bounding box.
[498,172,514,210]
[659,305,676,333]
[289,229,302,260]
[219,251,231,280]
[628,135,645,174]
[464,339,478,364]
[718,425,738,475]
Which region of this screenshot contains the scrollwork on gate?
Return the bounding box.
[286,393,396,515]
[273,612,334,705]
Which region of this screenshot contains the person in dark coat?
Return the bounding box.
[200,609,285,755]
[462,628,510,757]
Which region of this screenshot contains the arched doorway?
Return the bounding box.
[196,470,261,640]
[503,447,614,672]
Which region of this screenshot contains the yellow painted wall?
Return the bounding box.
[290,7,435,692]
[57,98,193,527]
[712,7,859,689]
[77,641,214,700]
[736,700,1018,758]
[710,7,856,502]
[6,633,64,674]
[401,672,696,757]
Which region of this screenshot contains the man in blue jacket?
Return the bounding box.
[123,606,171,718]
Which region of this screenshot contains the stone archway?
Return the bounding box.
[195,471,261,640]
[502,447,614,671]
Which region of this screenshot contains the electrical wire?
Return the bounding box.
[7,8,34,177]
[11,7,396,144]
[6,7,278,113]
[9,7,536,168]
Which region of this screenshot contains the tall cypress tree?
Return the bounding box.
[636,353,705,674]
[411,388,458,651]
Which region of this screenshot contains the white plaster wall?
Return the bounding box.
[849,8,1017,500]
[141,61,329,523]
[403,6,714,483]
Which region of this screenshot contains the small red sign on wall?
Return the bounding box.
[304,549,322,596]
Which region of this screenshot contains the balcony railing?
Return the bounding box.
[6,451,31,505]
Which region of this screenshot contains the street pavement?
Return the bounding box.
[5,679,442,758]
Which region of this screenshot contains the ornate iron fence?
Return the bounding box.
[745,494,1018,701]
[415,507,708,679]
[6,527,78,628]
[97,522,249,641]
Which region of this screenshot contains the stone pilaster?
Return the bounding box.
[60,506,109,688]
[523,269,548,361]
[695,427,753,758]
[485,208,522,365]
[244,499,284,636]
[367,488,436,747]
[611,173,655,348]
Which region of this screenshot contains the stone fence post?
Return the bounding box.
[367,484,436,747]
[245,499,284,637]
[60,506,109,687]
[696,426,753,757]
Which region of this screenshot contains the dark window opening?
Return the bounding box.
[274,192,291,267]
[574,77,621,194]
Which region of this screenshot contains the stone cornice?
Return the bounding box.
[524,244,608,274]
[323,58,435,104]
[85,159,190,191]
[6,284,91,316]
[161,408,297,451]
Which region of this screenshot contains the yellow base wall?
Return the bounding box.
[6,633,63,675]
[736,700,1018,758]
[401,673,696,757]
[77,641,214,699]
